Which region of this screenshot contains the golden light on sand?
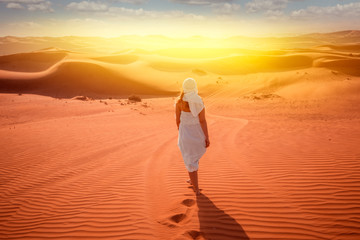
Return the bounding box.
[1,28,360,240]
[1,32,360,98]
[1,0,360,238]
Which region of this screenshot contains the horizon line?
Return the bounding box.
[1,29,360,39]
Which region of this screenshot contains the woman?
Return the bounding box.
[176,78,210,195]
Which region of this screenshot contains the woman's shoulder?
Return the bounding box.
[175,97,182,105]
[175,97,182,109]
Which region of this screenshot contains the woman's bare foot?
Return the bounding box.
[187,179,192,185]
[194,188,201,195]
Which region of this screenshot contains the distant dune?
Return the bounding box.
[302,30,360,40]
[0,31,360,98]
[0,51,67,72]
[1,30,360,56]
[314,58,360,76]
[317,44,360,52]
[0,60,172,98]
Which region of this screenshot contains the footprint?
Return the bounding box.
[185,230,205,240]
[158,211,189,228]
[170,213,186,223]
[181,199,195,207]
[158,220,177,228]
[158,199,195,228]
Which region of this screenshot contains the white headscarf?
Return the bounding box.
[182,78,204,117]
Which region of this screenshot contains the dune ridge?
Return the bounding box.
[0,53,174,98]
[0,51,67,72]
[1,31,360,56]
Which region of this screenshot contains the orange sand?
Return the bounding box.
[1,33,360,239]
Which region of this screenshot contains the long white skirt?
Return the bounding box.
[178,111,206,172]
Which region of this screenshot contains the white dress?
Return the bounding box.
[178,111,206,172]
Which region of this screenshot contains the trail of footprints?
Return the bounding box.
[158,198,195,228]
[159,198,202,239]
[158,197,206,240]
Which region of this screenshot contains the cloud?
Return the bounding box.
[67,18,107,25]
[66,1,108,12]
[170,0,233,5]
[10,21,41,28]
[6,2,23,8]
[105,6,205,20]
[0,0,44,3]
[28,0,53,12]
[265,9,285,19]
[291,2,360,19]
[111,0,148,4]
[1,0,53,11]
[211,3,240,15]
[246,0,288,13]
[65,1,205,20]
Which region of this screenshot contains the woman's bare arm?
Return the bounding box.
[198,108,210,148]
[175,101,181,130]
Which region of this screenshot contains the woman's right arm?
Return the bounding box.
[175,101,181,130]
[198,108,210,148]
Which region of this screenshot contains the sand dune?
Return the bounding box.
[0,32,360,239]
[1,53,359,99]
[314,58,360,76]
[317,44,360,53]
[0,51,67,72]
[1,31,360,56]
[2,37,360,98]
[44,61,166,97]
[0,53,174,98]
[1,31,360,98]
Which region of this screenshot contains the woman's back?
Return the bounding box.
[177,98,191,112]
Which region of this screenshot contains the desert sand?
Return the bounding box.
[1,32,360,239]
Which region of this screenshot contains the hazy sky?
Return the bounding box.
[0,0,359,37]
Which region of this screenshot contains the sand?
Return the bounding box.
[1,33,360,239]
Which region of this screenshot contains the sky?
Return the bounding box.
[0,0,359,37]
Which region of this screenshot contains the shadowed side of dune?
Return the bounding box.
[318,44,360,53]
[314,58,360,76]
[0,61,174,98]
[0,52,67,72]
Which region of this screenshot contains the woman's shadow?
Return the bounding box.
[195,193,250,240]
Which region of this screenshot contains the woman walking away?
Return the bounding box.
[176,78,210,195]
